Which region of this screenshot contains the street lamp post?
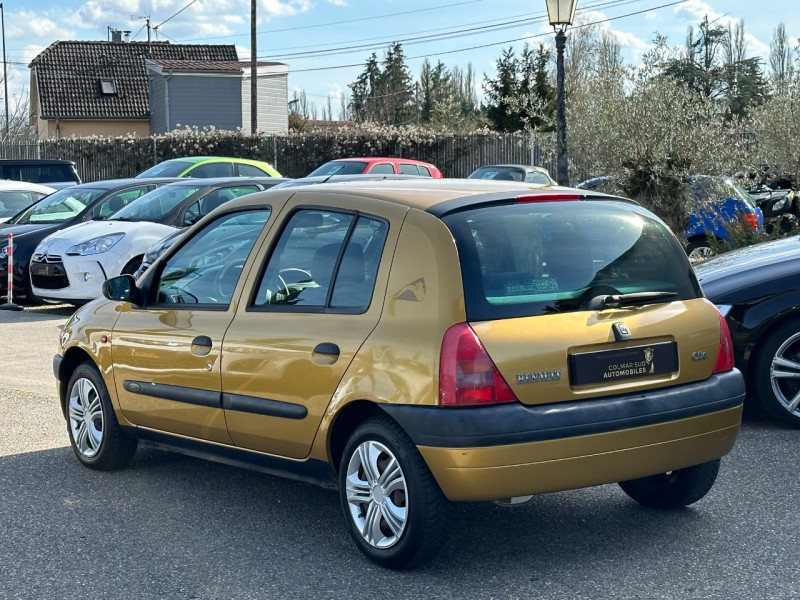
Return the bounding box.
[546,0,578,186]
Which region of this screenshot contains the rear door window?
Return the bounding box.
[252,209,388,311]
[92,185,153,218]
[189,162,234,178]
[399,164,420,175]
[237,163,269,176]
[443,201,701,321]
[367,163,394,174]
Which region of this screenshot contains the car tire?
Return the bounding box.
[618,459,720,509]
[339,414,450,569]
[750,319,800,427]
[685,239,715,264]
[66,361,137,470]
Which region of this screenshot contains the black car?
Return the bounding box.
[0,178,180,304]
[0,158,82,189]
[695,236,800,427]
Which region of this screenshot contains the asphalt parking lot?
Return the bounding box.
[0,303,74,395]
[1,303,798,599]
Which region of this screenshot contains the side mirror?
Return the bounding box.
[102,274,140,305]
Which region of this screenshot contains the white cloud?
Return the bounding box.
[64,0,144,29]
[578,10,650,52]
[674,0,718,22]
[327,0,348,6]
[326,83,344,102]
[260,0,312,18]
[8,12,75,40]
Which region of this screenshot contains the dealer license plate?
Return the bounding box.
[569,341,678,386]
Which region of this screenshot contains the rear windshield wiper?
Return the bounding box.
[588,291,678,310]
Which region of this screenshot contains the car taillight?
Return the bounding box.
[439,323,516,406]
[516,193,581,203]
[741,212,759,231]
[713,309,735,373]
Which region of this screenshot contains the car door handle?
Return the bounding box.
[313,343,340,356]
[191,335,213,357]
[312,343,340,366]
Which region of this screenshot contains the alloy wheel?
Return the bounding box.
[68,377,104,458]
[344,440,408,549]
[770,331,800,419]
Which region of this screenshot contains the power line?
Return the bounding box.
[260,0,642,57]
[289,0,691,74]
[180,0,490,43]
[156,0,197,30]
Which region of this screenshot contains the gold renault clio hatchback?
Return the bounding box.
[55,179,744,569]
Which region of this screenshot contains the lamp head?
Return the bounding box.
[546,0,578,30]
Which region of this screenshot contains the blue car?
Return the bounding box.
[575,175,763,262]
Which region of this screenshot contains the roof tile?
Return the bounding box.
[30,40,239,119]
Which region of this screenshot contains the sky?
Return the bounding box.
[2,0,798,118]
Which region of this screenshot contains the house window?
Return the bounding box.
[99,78,117,95]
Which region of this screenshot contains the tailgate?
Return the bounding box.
[472,298,721,406]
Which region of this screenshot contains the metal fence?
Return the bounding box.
[0,132,592,183]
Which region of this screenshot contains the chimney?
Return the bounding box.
[123,31,131,43]
[110,28,122,43]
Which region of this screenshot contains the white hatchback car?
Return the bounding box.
[30,178,282,304]
[0,180,56,222]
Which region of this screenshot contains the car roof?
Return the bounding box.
[480,164,549,171]
[0,158,76,165]
[157,176,285,187]
[274,174,424,188]
[329,157,436,165]
[0,179,57,192]
[66,177,184,190]
[231,178,630,215]
[160,156,272,165]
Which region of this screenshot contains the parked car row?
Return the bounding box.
[3,156,798,435]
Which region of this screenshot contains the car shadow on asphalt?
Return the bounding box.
[0,303,75,323]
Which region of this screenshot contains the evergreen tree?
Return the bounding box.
[483,44,555,132]
[348,53,380,123]
[483,47,519,131]
[663,16,768,119]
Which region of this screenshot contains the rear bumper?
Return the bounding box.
[382,370,744,501]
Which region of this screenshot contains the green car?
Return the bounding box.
[135,156,281,179]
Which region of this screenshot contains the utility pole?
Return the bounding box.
[1,3,8,140]
[250,0,257,134]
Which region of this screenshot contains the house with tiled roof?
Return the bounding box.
[28,40,272,139]
[145,60,289,135]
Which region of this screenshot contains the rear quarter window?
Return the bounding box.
[443,201,701,321]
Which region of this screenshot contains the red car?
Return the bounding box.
[307,157,443,178]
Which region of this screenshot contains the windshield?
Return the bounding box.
[110,184,203,222]
[136,160,193,178]
[308,161,369,177]
[10,187,105,224]
[444,201,700,321]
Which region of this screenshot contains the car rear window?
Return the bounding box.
[468,167,523,181]
[443,201,701,321]
[0,163,80,184]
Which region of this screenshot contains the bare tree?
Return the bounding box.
[769,23,794,93]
